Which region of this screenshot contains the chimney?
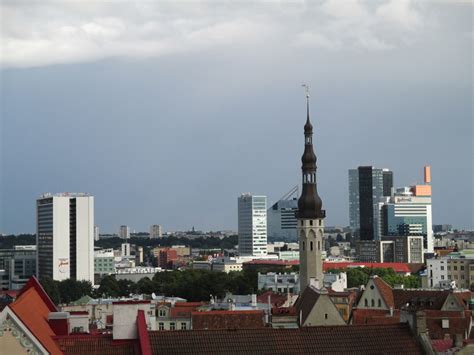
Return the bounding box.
[415,311,427,335]
[424,166,431,184]
[48,312,70,336]
[251,294,257,308]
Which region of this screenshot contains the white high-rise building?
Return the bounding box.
[150,225,163,238]
[36,193,94,283]
[94,225,100,242]
[238,193,267,257]
[119,225,130,239]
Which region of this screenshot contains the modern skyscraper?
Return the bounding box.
[267,186,299,241]
[36,193,94,283]
[238,193,267,257]
[119,225,130,239]
[150,224,163,238]
[297,87,325,292]
[348,166,393,240]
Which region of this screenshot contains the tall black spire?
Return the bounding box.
[297,85,325,219]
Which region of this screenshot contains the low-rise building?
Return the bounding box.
[357,236,424,263]
[94,249,115,276]
[0,246,36,290]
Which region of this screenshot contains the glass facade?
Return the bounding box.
[238,194,267,256]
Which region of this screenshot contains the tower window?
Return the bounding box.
[310,220,313,226]
[319,220,322,226]
[318,241,320,250]
[302,241,305,251]
[378,299,381,307]
[325,314,328,320]
[310,241,313,251]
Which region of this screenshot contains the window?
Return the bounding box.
[461,266,464,271]
[378,299,381,307]
[302,241,305,251]
[170,323,175,330]
[318,241,320,250]
[440,266,444,270]
[364,299,368,307]
[159,322,164,330]
[310,220,313,226]
[441,275,445,280]
[310,241,313,251]
[324,314,328,320]
[181,323,187,330]
[371,299,375,307]
[454,266,457,271]
[159,309,166,317]
[319,220,322,226]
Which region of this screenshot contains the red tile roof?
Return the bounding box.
[423,310,472,340]
[373,276,395,308]
[170,307,195,319]
[137,310,152,355]
[8,277,62,355]
[191,310,265,330]
[257,291,288,307]
[243,259,299,266]
[324,262,412,273]
[174,302,204,307]
[393,289,450,310]
[55,334,138,355]
[431,339,454,352]
[352,309,400,325]
[148,324,423,354]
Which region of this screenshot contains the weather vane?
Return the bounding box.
[302,83,310,98]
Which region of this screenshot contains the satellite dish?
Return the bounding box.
[151,293,157,300]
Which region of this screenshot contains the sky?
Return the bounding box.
[1,0,472,234]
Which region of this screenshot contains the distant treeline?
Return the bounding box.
[0,234,36,249]
[95,235,238,250]
[0,234,238,251]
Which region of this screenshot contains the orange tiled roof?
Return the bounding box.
[191,310,264,330]
[373,277,395,308]
[9,286,62,355]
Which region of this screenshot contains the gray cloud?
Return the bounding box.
[2,0,428,68]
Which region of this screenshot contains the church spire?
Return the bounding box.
[297,85,324,220]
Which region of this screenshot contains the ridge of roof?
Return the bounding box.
[16,276,57,312]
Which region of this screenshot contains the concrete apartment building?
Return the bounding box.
[427,251,474,289]
[150,225,163,238]
[36,193,94,283]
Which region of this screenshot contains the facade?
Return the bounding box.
[348,167,393,240]
[150,225,163,238]
[238,193,267,257]
[212,257,243,273]
[119,225,130,239]
[258,272,299,294]
[296,89,326,292]
[267,193,298,241]
[36,193,94,283]
[357,236,424,263]
[94,249,115,275]
[0,246,36,290]
[381,187,434,253]
[427,258,449,289]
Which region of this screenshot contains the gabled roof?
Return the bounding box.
[9,278,62,354]
[294,286,321,325]
[423,309,472,340]
[148,324,423,354]
[393,289,449,310]
[372,277,395,308]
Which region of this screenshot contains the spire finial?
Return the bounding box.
[302,84,310,121]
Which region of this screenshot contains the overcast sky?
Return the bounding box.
[1,0,472,234]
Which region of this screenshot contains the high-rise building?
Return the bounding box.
[267,186,299,241]
[36,193,94,283]
[119,225,130,239]
[376,166,434,253]
[0,246,37,290]
[297,88,325,292]
[94,225,100,242]
[348,166,393,240]
[150,224,163,238]
[238,193,267,257]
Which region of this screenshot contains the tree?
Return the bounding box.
[40,277,61,305]
[58,279,92,304]
[96,275,121,298]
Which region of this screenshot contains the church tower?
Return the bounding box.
[297,86,325,292]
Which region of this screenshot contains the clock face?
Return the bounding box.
[58,258,70,273]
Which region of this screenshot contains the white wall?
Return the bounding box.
[53,197,71,281]
[75,197,94,284]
